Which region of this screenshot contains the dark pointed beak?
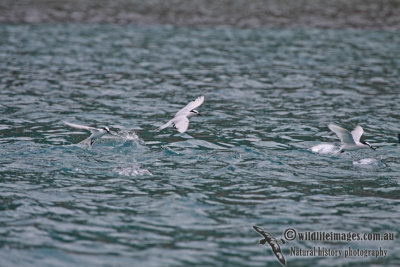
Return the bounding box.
[362,141,376,150]
[197,113,203,116]
[367,144,376,150]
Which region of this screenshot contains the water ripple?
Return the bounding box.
[0,25,399,266]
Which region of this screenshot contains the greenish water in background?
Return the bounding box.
[0,24,399,266]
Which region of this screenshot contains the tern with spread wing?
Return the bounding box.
[63,121,111,147]
[253,226,286,266]
[159,96,204,133]
[328,123,376,153]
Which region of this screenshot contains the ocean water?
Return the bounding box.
[0,24,400,266]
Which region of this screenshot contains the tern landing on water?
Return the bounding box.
[159,96,204,133]
[63,121,111,147]
[328,123,376,153]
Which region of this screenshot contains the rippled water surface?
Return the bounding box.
[1,25,400,266]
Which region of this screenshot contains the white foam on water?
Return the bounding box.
[353,158,381,167]
[113,163,152,177]
[311,143,339,154]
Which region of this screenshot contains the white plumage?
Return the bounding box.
[63,121,111,147]
[159,96,204,133]
[328,123,375,152]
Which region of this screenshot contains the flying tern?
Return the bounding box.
[63,121,111,147]
[159,96,204,133]
[328,123,376,153]
[253,226,286,266]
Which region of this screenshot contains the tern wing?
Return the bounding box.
[351,125,364,143]
[269,241,286,266]
[175,96,204,117]
[78,135,96,148]
[253,226,286,265]
[63,121,98,134]
[253,226,269,239]
[174,117,189,133]
[158,118,174,131]
[328,123,356,145]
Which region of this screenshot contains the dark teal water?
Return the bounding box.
[0,25,400,266]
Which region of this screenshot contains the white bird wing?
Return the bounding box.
[175,96,204,117]
[174,116,189,133]
[328,123,356,145]
[62,121,98,134]
[351,125,364,143]
[158,118,174,131]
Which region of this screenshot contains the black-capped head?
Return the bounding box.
[361,141,376,150]
[103,126,111,133]
[190,109,202,116]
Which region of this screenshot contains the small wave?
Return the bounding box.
[353,158,383,168]
[113,165,152,177]
[163,146,182,156]
[311,143,339,154]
